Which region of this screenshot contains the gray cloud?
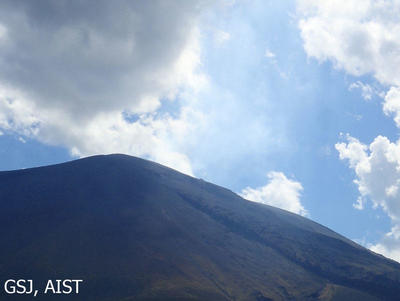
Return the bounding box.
[0,0,216,174]
[0,0,210,121]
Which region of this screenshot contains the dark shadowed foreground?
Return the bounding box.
[0,154,399,300]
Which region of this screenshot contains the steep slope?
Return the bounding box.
[0,154,399,300]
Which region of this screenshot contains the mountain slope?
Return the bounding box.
[0,154,399,300]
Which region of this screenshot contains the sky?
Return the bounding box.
[1,0,400,262]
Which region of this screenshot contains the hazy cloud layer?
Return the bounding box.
[0,0,215,174]
[240,171,307,216]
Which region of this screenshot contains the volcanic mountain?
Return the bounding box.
[0,154,400,300]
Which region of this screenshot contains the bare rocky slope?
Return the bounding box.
[0,154,399,300]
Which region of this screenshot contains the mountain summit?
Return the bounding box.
[0,154,399,300]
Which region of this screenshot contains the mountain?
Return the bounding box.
[0,154,399,301]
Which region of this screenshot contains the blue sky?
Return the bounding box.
[1,0,400,261]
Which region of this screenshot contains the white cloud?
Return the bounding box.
[0,86,41,137]
[240,171,307,216]
[0,83,202,175]
[298,0,400,126]
[298,0,400,86]
[383,86,400,127]
[353,198,364,210]
[370,225,400,262]
[336,135,400,261]
[0,0,216,175]
[298,0,400,262]
[265,48,276,59]
[336,135,400,222]
[348,81,375,101]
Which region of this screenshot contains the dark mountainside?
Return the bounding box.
[0,155,400,301]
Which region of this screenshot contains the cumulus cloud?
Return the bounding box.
[383,86,400,127]
[336,135,400,221]
[298,0,400,125]
[0,0,210,118]
[240,171,307,216]
[0,0,215,174]
[336,135,400,261]
[298,0,400,261]
[298,0,400,86]
[0,82,202,175]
